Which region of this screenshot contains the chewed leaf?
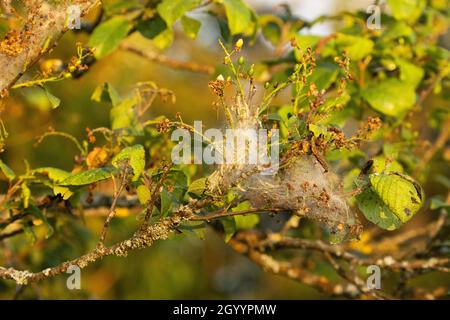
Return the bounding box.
[59,168,113,186]
[357,187,402,230]
[369,172,423,223]
[112,144,145,181]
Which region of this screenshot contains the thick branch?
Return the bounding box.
[0,205,194,285]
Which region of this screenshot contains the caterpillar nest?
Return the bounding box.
[207,94,362,243]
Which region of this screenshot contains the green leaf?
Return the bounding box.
[137,184,151,205]
[309,124,331,139]
[372,156,404,174]
[361,79,416,117]
[307,62,339,91]
[382,21,414,42]
[369,172,423,223]
[324,33,374,61]
[397,58,424,88]
[0,159,15,180]
[181,15,201,39]
[28,205,54,239]
[157,0,201,27]
[44,89,60,109]
[221,217,236,242]
[222,0,255,35]
[22,87,61,111]
[110,96,138,130]
[430,197,450,213]
[188,177,207,198]
[22,222,36,244]
[112,144,145,181]
[91,82,122,106]
[88,17,132,59]
[21,183,31,209]
[137,15,167,39]
[261,20,281,46]
[357,187,403,230]
[59,168,113,186]
[294,34,321,50]
[52,186,73,200]
[387,0,426,23]
[233,201,259,230]
[160,188,173,216]
[103,0,141,16]
[153,28,174,50]
[178,221,206,239]
[33,167,71,183]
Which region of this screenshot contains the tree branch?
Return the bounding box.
[120,44,215,76]
[0,0,101,97]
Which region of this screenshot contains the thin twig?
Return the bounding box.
[121,44,215,75]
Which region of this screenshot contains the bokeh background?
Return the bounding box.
[0,0,449,299]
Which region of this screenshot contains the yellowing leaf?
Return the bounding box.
[369,173,423,223]
[86,147,109,169]
[357,187,402,230]
[137,184,151,205]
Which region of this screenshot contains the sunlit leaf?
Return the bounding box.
[21,183,31,209]
[33,167,71,183]
[112,144,145,181]
[361,79,416,117]
[188,178,207,198]
[387,0,426,23]
[370,172,423,223]
[137,184,151,205]
[221,0,255,36]
[59,168,113,186]
[89,16,132,59]
[157,0,201,26]
[0,159,15,180]
[233,201,259,230]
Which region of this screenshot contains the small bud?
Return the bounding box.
[216,74,225,81]
[264,82,270,89]
[238,56,245,65]
[248,64,254,76]
[235,38,244,51]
